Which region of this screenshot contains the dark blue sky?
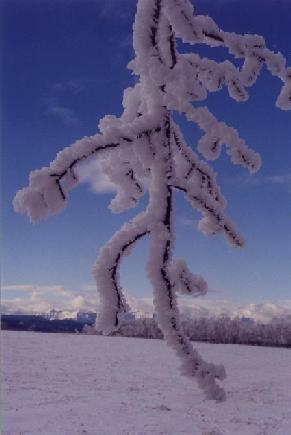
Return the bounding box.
[2,0,291,314]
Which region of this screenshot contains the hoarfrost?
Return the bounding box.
[14,0,290,400]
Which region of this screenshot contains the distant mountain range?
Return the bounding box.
[1,313,95,333]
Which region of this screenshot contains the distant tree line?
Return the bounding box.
[3,313,291,347]
[114,315,291,347]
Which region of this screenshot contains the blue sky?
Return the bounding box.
[2,0,291,317]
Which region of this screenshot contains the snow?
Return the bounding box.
[2,331,291,435]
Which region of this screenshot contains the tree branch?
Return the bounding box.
[174,182,244,247]
[171,123,225,205]
[183,103,261,173]
[93,212,150,333]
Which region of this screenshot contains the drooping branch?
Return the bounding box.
[174,181,244,247]
[13,113,163,222]
[183,103,261,172]
[182,53,249,102]
[93,211,150,333]
[102,153,146,213]
[162,0,291,110]
[13,135,122,223]
[171,121,243,246]
[170,259,207,297]
[171,122,225,205]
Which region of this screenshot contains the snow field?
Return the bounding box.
[2,331,291,434]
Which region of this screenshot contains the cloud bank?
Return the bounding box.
[2,284,291,323]
[76,159,116,194]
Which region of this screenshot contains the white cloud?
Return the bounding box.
[1,297,51,316]
[2,283,291,323]
[76,159,117,194]
[2,284,73,297]
[81,283,96,292]
[179,217,198,229]
[1,284,97,317]
[2,284,36,292]
[230,173,291,194]
[44,77,97,126]
[126,294,154,317]
[51,78,93,95]
[181,298,291,323]
[48,105,79,126]
[125,292,291,323]
[265,174,291,193]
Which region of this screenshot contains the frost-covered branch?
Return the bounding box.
[172,122,225,205]
[183,103,261,172]
[162,0,291,110]
[174,180,244,247]
[13,113,162,222]
[93,211,150,334]
[14,0,290,402]
[171,259,207,296]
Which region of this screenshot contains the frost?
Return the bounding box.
[13,0,290,401]
[171,259,207,296]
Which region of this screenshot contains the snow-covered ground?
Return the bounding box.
[2,331,291,434]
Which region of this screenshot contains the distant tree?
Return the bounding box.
[116,314,291,348]
[119,317,163,339]
[13,0,290,400]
